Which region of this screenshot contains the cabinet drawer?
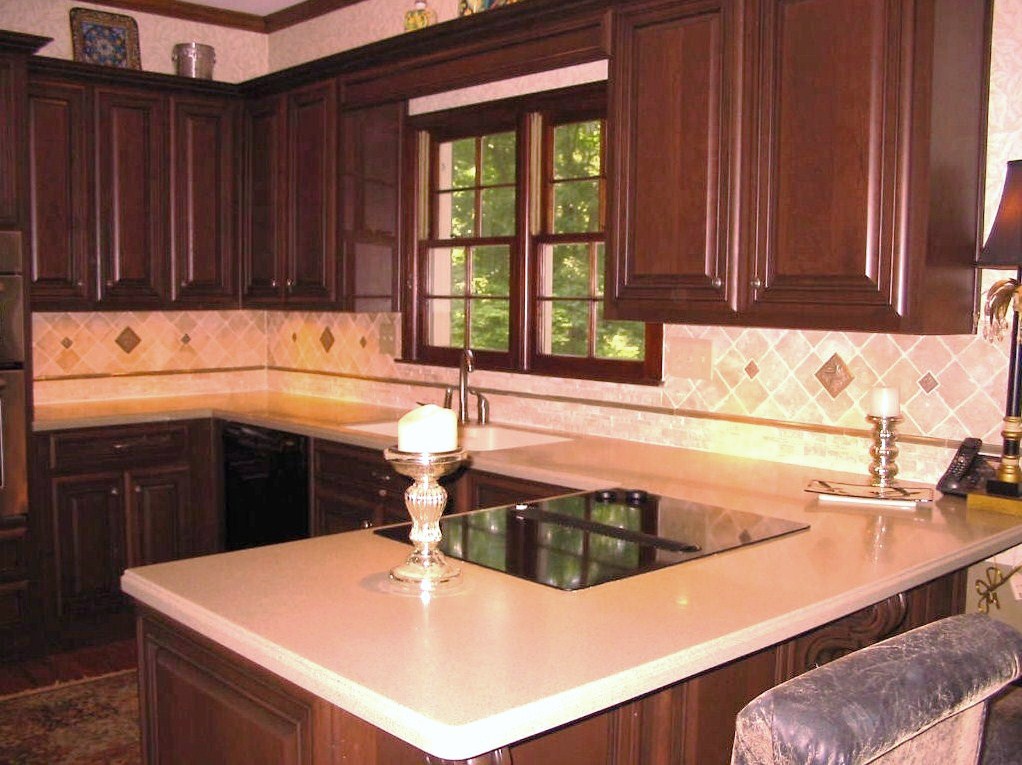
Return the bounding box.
[0,523,26,579]
[48,422,191,472]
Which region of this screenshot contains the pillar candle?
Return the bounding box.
[869,386,900,417]
[397,404,458,453]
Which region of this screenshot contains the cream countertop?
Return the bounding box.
[100,393,1022,759]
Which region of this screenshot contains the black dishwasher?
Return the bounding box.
[223,423,309,551]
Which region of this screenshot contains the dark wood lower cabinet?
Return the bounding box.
[33,420,219,647]
[137,569,965,765]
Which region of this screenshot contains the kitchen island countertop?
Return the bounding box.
[96,392,1022,759]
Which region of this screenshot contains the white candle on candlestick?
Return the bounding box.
[397,404,458,453]
[869,386,900,418]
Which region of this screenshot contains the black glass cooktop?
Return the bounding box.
[375,488,809,591]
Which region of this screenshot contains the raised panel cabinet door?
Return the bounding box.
[126,466,190,568]
[27,78,93,307]
[0,53,23,228]
[52,473,126,619]
[170,94,239,306]
[140,614,323,765]
[95,87,168,306]
[339,102,402,312]
[286,79,337,305]
[606,0,739,324]
[242,94,286,304]
[742,0,902,329]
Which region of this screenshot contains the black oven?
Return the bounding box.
[0,232,27,518]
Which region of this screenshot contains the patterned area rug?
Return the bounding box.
[0,669,140,764]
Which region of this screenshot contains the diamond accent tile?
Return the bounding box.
[744,360,759,379]
[918,372,939,394]
[181,333,191,345]
[60,337,73,349]
[359,336,368,348]
[320,327,335,352]
[815,353,854,398]
[115,326,141,355]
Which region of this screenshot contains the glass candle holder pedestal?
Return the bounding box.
[867,415,900,488]
[384,447,466,589]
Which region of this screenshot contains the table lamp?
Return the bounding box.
[979,159,1022,498]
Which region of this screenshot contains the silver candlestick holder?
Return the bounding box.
[867,415,900,488]
[384,447,466,589]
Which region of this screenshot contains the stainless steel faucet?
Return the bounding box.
[457,349,474,425]
[444,349,489,425]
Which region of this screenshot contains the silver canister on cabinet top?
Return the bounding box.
[173,43,216,79]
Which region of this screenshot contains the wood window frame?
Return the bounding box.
[402,82,663,385]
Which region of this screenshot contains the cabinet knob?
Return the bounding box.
[110,487,119,496]
[377,489,387,498]
[270,279,278,289]
[750,278,763,290]
[286,279,294,290]
[360,519,373,529]
[711,277,723,289]
[134,486,142,494]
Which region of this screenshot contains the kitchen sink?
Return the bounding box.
[347,421,569,451]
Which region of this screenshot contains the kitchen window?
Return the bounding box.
[405,84,662,384]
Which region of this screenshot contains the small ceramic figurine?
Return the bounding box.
[405,0,436,31]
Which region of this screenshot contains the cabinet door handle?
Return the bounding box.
[750,278,763,289]
[711,277,723,289]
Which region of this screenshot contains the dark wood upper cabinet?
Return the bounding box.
[170,94,239,306]
[242,94,286,303]
[607,0,740,324]
[27,78,93,307]
[0,53,23,229]
[607,0,991,334]
[242,81,338,308]
[286,80,337,304]
[95,87,168,307]
[339,101,403,312]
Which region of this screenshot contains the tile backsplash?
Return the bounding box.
[33,309,1008,483]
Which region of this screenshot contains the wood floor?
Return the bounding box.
[0,638,137,697]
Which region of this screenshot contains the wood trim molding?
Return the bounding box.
[84,0,267,33]
[265,0,365,33]
[88,0,370,34]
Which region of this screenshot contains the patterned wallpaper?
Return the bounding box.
[23,0,1022,484]
[0,0,267,82]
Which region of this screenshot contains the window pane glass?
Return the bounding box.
[553,180,601,233]
[469,298,510,351]
[543,243,590,298]
[438,190,476,238]
[596,304,645,360]
[480,187,516,237]
[427,298,465,348]
[427,247,466,296]
[538,299,590,356]
[472,245,510,296]
[553,120,601,180]
[481,131,515,185]
[450,138,476,188]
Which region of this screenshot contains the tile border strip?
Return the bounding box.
[33,364,962,451]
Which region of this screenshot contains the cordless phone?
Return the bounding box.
[936,438,995,496]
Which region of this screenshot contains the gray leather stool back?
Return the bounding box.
[731,613,1022,765]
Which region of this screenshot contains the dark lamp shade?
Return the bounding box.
[980,159,1022,266]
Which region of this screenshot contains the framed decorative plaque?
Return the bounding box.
[459,0,520,17]
[70,7,141,70]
